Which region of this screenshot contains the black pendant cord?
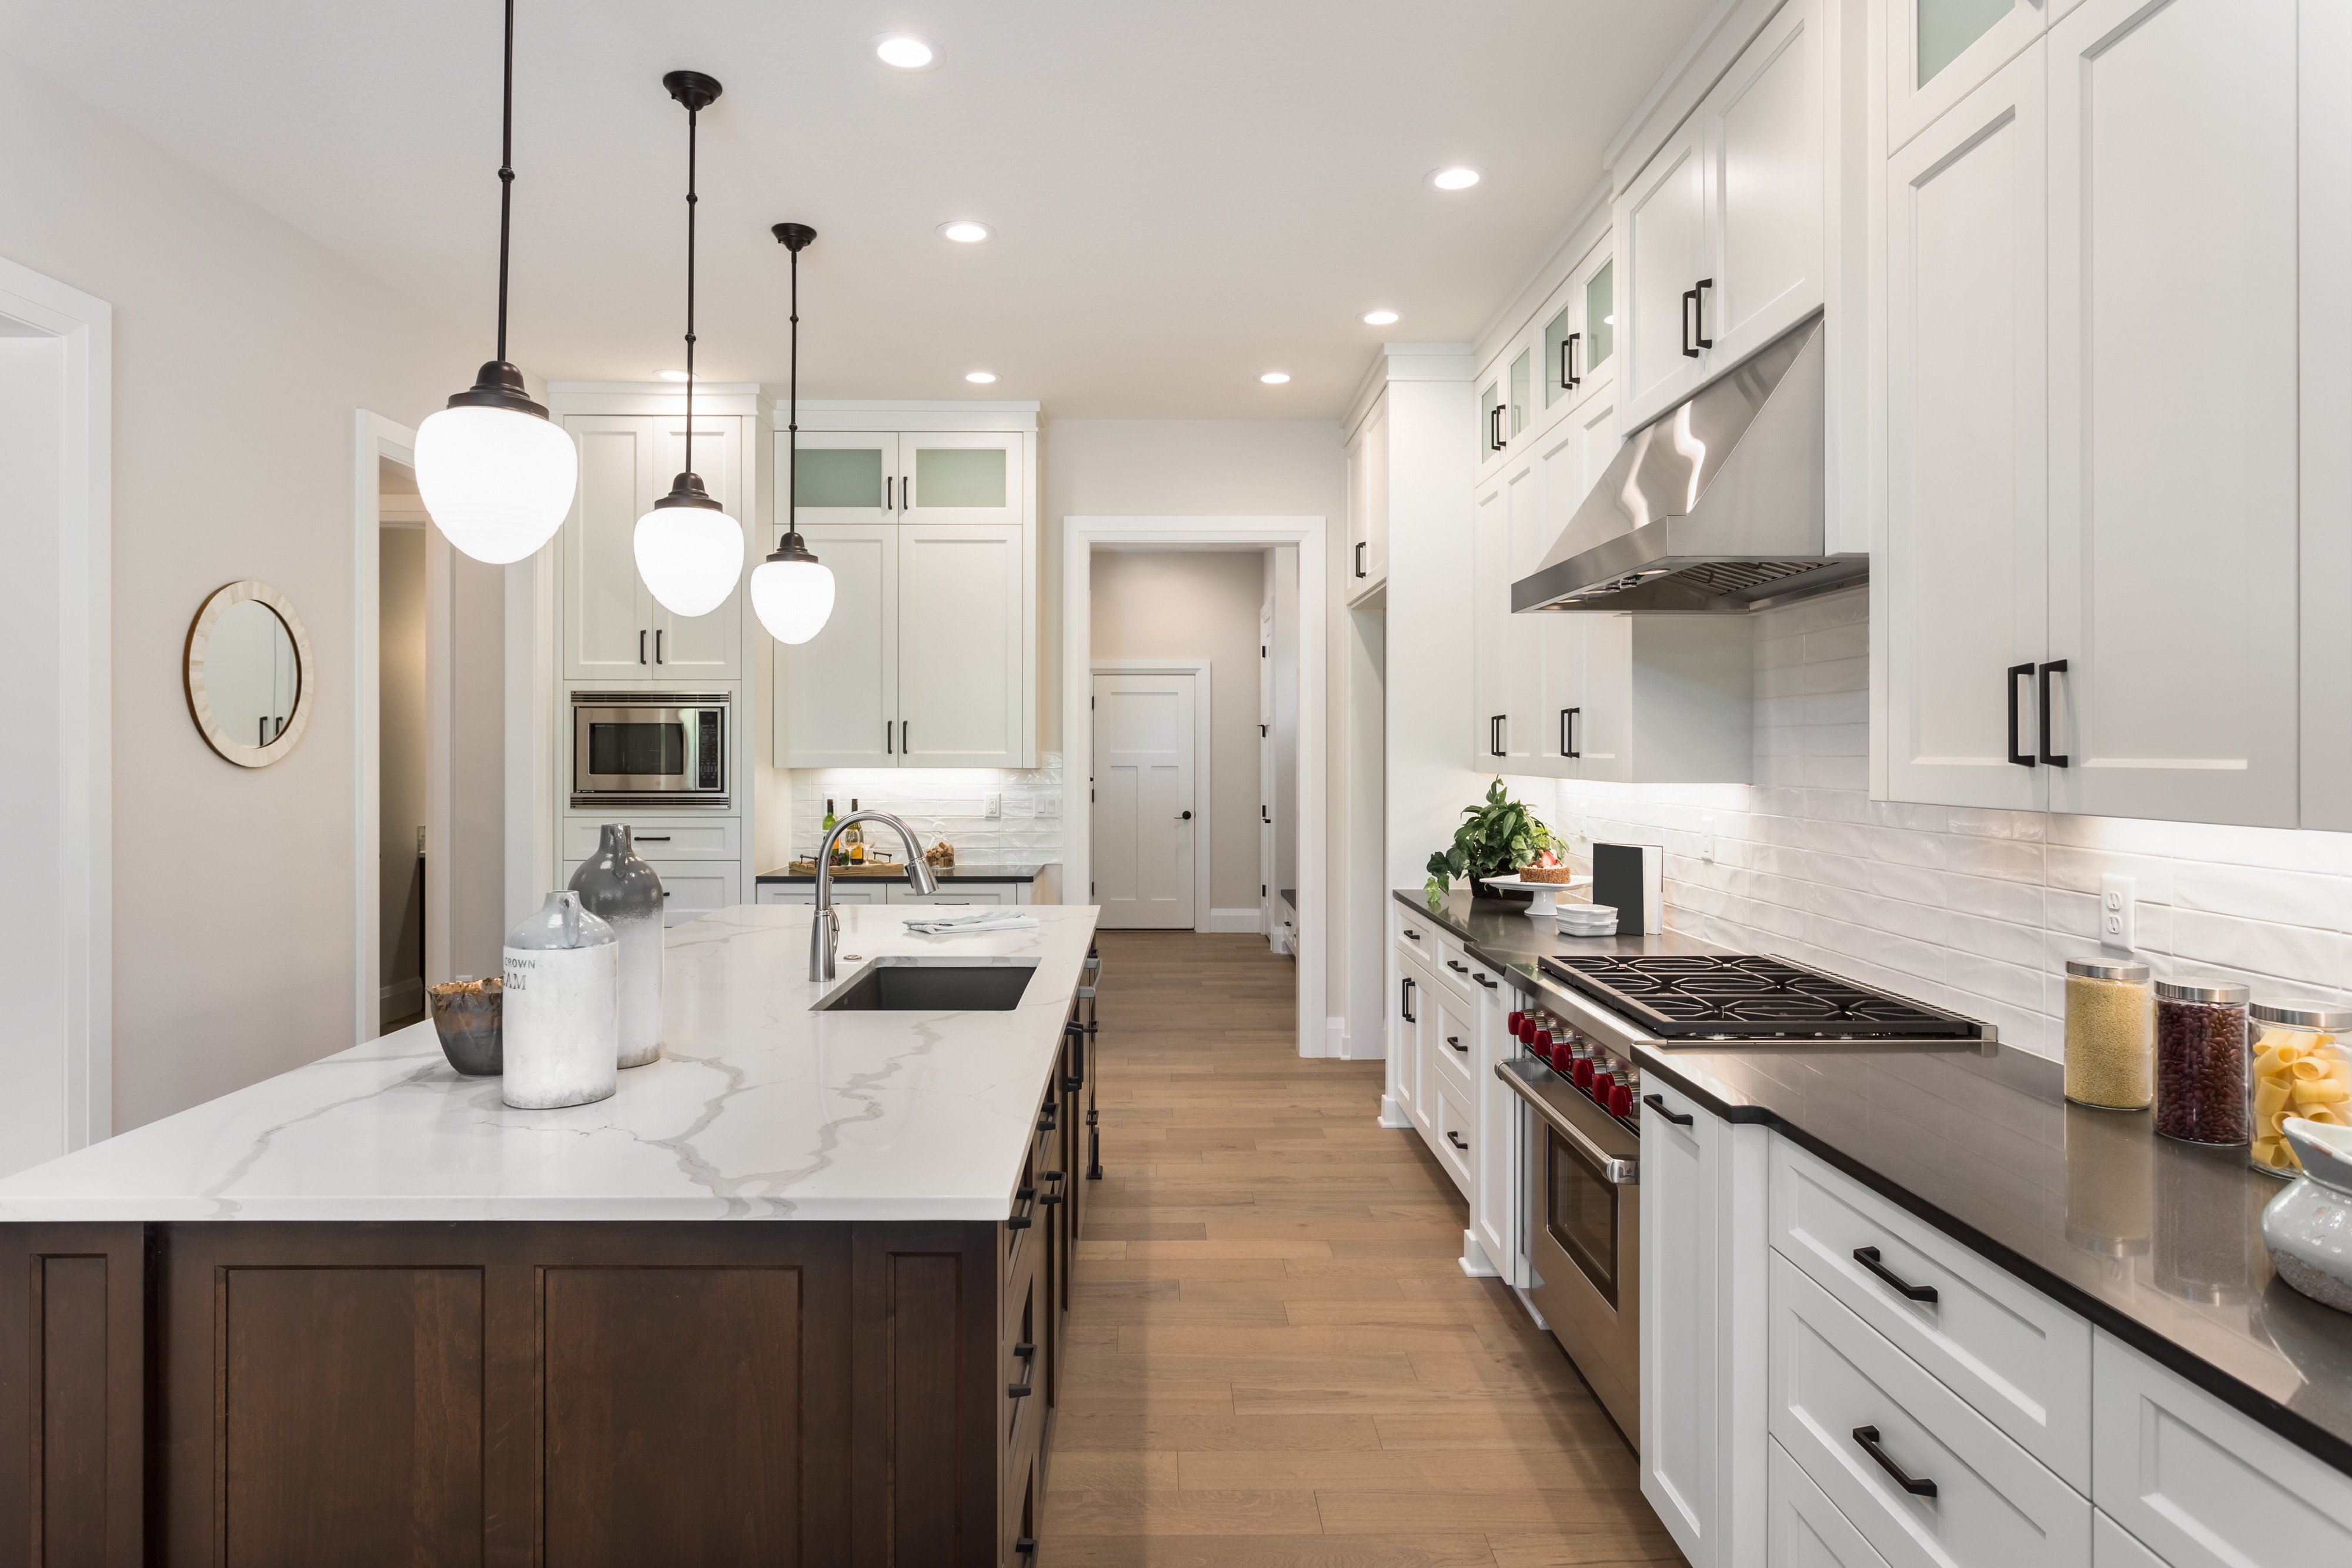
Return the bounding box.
[495,0,514,365]
[785,239,798,542]
[681,102,699,482]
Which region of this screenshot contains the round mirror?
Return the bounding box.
[185,581,313,767]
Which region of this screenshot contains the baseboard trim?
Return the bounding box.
[1378,1095,1413,1129]
[1200,907,1263,934]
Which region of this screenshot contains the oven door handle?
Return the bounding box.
[1497,1063,1637,1185]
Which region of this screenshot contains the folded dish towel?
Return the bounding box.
[901,911,1041,935]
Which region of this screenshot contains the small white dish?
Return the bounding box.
[1478,872,1592,920]
[1556,902,1619,938]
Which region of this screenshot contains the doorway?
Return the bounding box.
[379,461,428,1028]
[1091,667,1205,929]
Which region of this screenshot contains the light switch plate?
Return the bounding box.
[2100,873,2137,951]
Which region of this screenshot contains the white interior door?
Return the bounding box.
[1260,604,1277,935]
[1093,670,1197,930]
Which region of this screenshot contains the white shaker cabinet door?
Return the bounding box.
[1501,455,1553,775]
[778,524,897,767]
[648,414,743,680]
[1471,478,1512,771]
[562,417,657,682]
[1533,389,1613,776]
[2300,0,2352,828]
[1642,1082,1722,1568]
[898,523,1028,767]
[1618,120,1712,430]
[2044,0,2300,827]
[1883,42,2049,812]
[1700,0,1824,373]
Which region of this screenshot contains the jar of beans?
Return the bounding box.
[2064,958,2154,1109]
[2152,981,2249,1144]
[2248,1001,2352,1177]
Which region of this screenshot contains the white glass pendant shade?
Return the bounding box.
[750,556,836,644]
[633,496,744,617]
[413,404,578,564]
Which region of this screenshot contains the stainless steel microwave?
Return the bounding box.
[571,693,730,808]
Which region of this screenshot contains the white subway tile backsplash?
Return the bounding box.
[1534,587,2352,1062]
[787,754,1065,867]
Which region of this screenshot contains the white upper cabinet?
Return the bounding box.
[1619,118,1712,426]
[787,430,897,524]
[1889,0,2068,154]
[903,430,1023,526]
[1540,245,1617,418]
[1472,476,1512,767]
[1882,41,2049,811]
[1346,393,1389,602]
[2299,0,2352,828]
[2043,0,2299,827]
[560,412,749,684]
[898,523,1029,766]
[779,523,897,767]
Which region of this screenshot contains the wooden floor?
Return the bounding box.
[1043,930,1686,1567]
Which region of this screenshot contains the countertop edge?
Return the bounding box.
[1630,1047,2352,1480]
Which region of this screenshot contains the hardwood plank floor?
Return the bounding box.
[1044,930,1686,1567]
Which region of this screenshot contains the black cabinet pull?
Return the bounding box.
[1042,1171,1063,1181]
[1038,1114,1057,1132]
[1488,404,1505,452]
[886,718,894,754]
[1402,928,1421,941]
[901,720,910,754]
[1015,1341,1036,1358]
[1400,977,1417,1023]
[1561,331,1581,390]
[1015,1540,1037,1558]
[1355,540,1367,579]
[1040,1190,1064,1206]
[2006,663,2037,768]
[885,475,893,510]
[1446,1131,1469,1151]
[636,835,670,842]
[1693,278,1713,349]
[1643,1093,1693,1127]
[1489,714,1506,757]
[639,630,648,664]
[1445,959,1469,974]
[654,628,664,664]
[1853,1246,1939,1303]
[1682,286,1700,357]
[1006,1214,1033,1231]
[2037,660,2069,766]
[1852,1426,1936,1497]
[1017,1186,1035,1202]
[1447,1034,1468,1053]
[1474,972,1497,989]
[1008,1382,1033,1399]
[1561,706,1581,758]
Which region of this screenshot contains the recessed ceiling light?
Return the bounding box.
[1361,309,1399,326]
[1260,372,1291,385]
[657,369,692,382]
[1604,314,1616,325]
[938,220,992,244]
[965,370,998,384]
[873,34,939,71]
[1429,165,1483,191]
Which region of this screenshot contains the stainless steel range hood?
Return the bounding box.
[1511,313,1860,614]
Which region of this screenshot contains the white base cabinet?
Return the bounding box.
[754,881,1030,907]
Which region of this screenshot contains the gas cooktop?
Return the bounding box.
[1536,953,1986,1042]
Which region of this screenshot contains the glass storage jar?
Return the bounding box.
[2064,958,2154,1110]
[2249,1001,2352,1177]
[2153,981,2250,1145]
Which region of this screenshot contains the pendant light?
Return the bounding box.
[412,0,578,564]
[633,70,745,618]
[749,223,837,646]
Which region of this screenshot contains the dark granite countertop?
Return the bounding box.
[756,862,1047,884]
[1392,885,2352,1476]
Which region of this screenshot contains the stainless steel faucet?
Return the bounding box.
[810,810,938,980]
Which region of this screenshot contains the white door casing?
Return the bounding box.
[1092,668,1199,930]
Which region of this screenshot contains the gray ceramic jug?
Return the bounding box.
[567,825,666,1068]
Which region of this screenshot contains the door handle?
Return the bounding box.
[1682,287,1699,357]
[902,474,910,509]
[1473,972,1497,989]
[1446,960,1469,974]
[1490,715,1506,757]
[885,475,893,510]
[635,834,671,842]
[1642,1093,1693,1127]
[1446,1034,1467,1053]
[1852,1246,1939,1303]
[1402,928,1421,941]
[1561,331,1581,390]
[1692,278,1713,350]
[1561,706,1581,758]
[1445,1130,1469,1152]
[901,720,910,755]
[1851,1426,1937,1497]
[886,719,893,754]
[1401,977,1416,1024]
[2037,660,2068,767]
[654,628,664,664]
[639,630,648,665]
[2006,663,2037,768]
[1176,810,1192,820]
[1355,540,1367,579]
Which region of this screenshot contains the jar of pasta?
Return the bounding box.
[2064,958,2154,1110]
[2248,1001,2352,1176]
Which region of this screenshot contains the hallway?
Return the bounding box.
[1043,930,1683,1566]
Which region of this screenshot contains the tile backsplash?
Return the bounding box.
[788,754,1065,868]
[1511,587,2352,1063]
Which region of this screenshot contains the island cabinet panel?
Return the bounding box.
[0,1223,146,1568]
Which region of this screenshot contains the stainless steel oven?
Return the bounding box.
[1502,1058,1641,1443]
[571,692,730,808]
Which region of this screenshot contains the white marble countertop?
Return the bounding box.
[0,903,1100,1224]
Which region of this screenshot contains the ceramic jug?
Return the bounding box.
[567,824,666,1068]
[500,891,619,1109]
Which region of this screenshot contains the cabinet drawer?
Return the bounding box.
[2091,1330,2352,1568]
[1771,1139,2092,1489]
[1392,907,1436,965]
[891,883,1013,905]
[754,883,885,905]
[1431,1072,1475,1197]
[562,815,740,862]
[1432,933,1482,1007]
[2090,1513,2161,1568]
[1431,996,1476,1099]
[563,858,741,925]
[1769,1253,2090,1568]
[1770,1436,1894,1568]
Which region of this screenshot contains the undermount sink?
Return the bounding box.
[814,957,1040,1012]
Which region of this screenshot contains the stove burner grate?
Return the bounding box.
[1538,952,1983,1041]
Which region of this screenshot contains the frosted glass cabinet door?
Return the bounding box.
[1883,42,2047,812]
[649,415,743,679]
[1616,118,1710,430]
[779,524,897,767]
[901,431,1023,526]
[1890,0,2054,156]
[897,524,1028,765]
[779,430,898,526]
[562,417,657,681]
[2044,0,2299,827]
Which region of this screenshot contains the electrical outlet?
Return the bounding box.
[2100,873,2137,951]
[985,793,1001,820]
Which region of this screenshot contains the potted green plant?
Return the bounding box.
[1425,779,1561,902]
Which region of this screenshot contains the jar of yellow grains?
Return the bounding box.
[2247,1001,2352,1177]
[2064,958,2154,1109]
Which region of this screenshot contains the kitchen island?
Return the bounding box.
[0,901,1100,1567]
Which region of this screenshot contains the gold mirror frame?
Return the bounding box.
[184,580,315,768]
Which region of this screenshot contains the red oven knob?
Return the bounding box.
[1508,1010,1524,1034]
[1570,1058,1594,1089]
[1608,1083,1634,1117]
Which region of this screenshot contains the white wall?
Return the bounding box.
[0,49,473,1130]
[1527,586,2352,1062]
[1090,549,1267,916]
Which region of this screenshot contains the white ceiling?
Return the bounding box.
[0,1,1712,416]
